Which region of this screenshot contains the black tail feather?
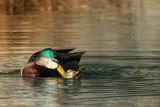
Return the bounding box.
[70,51,86,62]
[54,48,75,53]
[58,51,86,63]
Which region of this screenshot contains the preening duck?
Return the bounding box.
[21,48,85,78]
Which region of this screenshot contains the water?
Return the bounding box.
[0,0,160,107]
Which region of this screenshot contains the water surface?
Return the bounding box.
[0,0,160,107]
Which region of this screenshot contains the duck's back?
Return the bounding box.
[28,48,85,63]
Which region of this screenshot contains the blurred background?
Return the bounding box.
[0,0,160,107]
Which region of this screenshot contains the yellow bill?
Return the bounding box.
[57,65,65,78]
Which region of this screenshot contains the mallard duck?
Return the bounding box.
[21,48,85,78]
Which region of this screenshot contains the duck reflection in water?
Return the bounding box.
[22,77,81,106]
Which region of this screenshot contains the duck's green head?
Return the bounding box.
[38,48,65,77]
[40,48,55,59]
[36,48,59,70]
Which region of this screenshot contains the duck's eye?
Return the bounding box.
[52,59,58,63]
